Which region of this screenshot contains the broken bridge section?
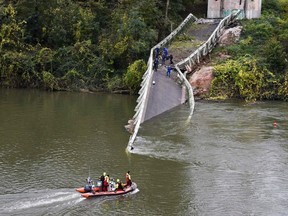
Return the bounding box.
[143,20,220,122]
[126,10,241,150]
[143,65,183,122]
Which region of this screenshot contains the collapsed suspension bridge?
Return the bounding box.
[126,10,241,152]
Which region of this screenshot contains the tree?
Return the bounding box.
[0,4,25,50]
[99,2,157,70]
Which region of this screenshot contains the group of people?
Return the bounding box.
[152,47,174,77]
[99,171,132,192]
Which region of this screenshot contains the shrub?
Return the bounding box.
[279,70,288,101]
[106,74,124,92]
[123,59,146,94]
[61,69,85,89]
[210,56,276,102]
[262,37,287,74]
[42,71,58,91]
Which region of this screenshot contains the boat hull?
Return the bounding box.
[81,183,137,198]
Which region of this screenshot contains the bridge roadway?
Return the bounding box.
[143,64,183,122]
[142,21,220,122]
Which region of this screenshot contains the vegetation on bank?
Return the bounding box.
[1,0,287,102]
[0,0,192,94]
[209,0,288,102]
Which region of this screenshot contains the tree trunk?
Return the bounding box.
[165,0,170,25]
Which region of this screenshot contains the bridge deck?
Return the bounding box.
[144,65,183,122]
[172,21,220,66]
[143,21,220,122]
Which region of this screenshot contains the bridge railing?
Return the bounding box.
[175,9,241,76]
[127,13,198,151]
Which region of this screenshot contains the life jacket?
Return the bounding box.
[116,182,124,190]
[126,173,131,185]
[126,173,130,181]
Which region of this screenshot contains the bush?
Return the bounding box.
[210,56,276,102]
[61,69,85,89]
[123,59,146,94]
[262,37,287,73]
[106,74,124,92]
[42,71,58,91]
[279,70,288,101]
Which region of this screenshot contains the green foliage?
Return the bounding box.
[52,40,109,86]
[262,37,287,73]
[0,4,26,50]
[210,56,276,102]
[279,71,288,101]
[214,2,288,101]
[262,0,286,16]
[0,0,194,93]
[99,8,157,69]
[61,69,85,90]
[105,75,125,92]
[1,0,287,100]
[241,19,274,44]
[175,32,195,42]
[36,47,53,72]
[0,51,40,88]
[42,71,58,91]
[124,59,146,94]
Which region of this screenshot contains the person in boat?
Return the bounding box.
[100,172,106,191]
[125,171,132,187]
[86,176,92,184]
[115,179,124,191]
[103,174,110,192]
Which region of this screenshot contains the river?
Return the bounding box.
[0,89,287,216]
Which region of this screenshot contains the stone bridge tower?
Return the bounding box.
[207,0,262,19]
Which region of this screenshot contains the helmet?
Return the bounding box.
[103,172,106,176]
[117,179,120,183]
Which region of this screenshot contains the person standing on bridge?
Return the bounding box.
[153,58,159,72]
[162,52,166,65]
[154,47,160,59]
[169,54,173,64]
[166,65,172,78]
[163,47,168,59]
[162,47,169,65]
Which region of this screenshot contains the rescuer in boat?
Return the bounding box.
[115,179,124,191]
[86,176,92,184]
[103,174,110,192]
[125,171,132,187]
[100,172,106,191]
[83,176,93,192]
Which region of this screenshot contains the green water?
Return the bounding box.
[0,89,288,215]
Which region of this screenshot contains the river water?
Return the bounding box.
[0,89,287,216]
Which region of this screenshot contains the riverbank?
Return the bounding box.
[178,13,288,102]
